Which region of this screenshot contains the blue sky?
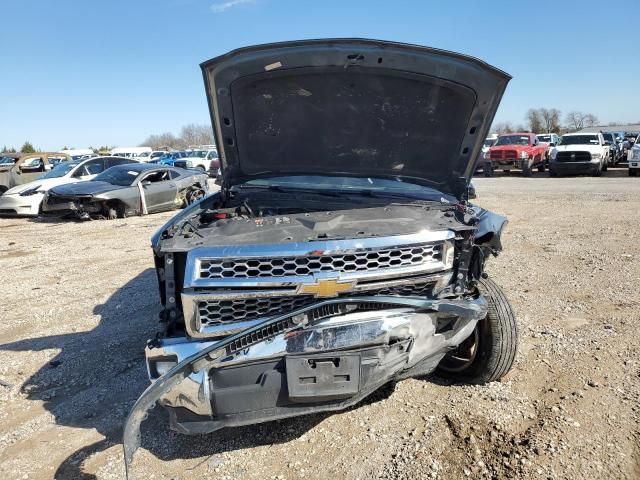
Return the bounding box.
[1,0,638,150]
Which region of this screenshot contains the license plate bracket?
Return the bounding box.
[286,354,361,403]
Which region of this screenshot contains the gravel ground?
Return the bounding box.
[0,169,639,480]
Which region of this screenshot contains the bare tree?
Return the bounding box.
[539,108,561,133]
[180,124,214,147]
[140,132,182,150]
[140,124,215,150]
[584,114,598,128]
[525,109,543,133]
[564,111,599,131]
[492,121,515,134]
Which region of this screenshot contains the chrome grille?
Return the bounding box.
[199,296,315,324]
[196,281,435,327]
[490,149,517,160]
[198,244,442,279]
[555,151,591,162]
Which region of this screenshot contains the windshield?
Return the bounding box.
[602,133,613,142]
[238,175,451,201]
[537,135,551,142]
[186,150,207,158]
[559,135,600,145]
[41,162,79,179]
[495,135,531,146]
[0,156,16,165]
[94,167,140,186]
[483,139,495,147]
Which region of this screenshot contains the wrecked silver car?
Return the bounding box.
[124,39,517,471]
[42,163,208,220]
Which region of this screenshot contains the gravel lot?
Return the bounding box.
[1,169,639,480]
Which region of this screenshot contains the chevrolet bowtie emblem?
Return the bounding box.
[297,278,356,297]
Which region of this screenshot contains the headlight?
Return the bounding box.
[520,151,529,159]
[19,185,42,196]
[633,149,640,160]
[483,152,490,160]
[591,152,602,159]
[186,161,193,167]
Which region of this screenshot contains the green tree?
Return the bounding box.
[20,141,36,153]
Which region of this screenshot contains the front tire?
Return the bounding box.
[592,163,602,177]
[186,187,205,205]
[522,161,532,177]
[483,162,493,177]
[437,277,518,384]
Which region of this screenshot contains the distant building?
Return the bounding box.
[579,124,640,134]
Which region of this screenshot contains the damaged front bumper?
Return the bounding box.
[124,295,487,475]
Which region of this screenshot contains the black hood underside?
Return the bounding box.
[201,39,510,197]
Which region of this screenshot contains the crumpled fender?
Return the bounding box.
[122,295,487,478]
[471,206,508,253]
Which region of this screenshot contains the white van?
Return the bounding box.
[110,147,152,160]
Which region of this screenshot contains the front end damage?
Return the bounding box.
[122,196,508,475]
[124,295,487,470]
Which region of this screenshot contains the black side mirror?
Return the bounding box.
[466,183,477,200]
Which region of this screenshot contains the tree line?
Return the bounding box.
[139,124,215,150]
[493,108,602,135]
[1,124,215,155]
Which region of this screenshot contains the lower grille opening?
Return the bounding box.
[197,281,435,327]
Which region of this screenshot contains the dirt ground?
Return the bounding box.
[1,169,639,480]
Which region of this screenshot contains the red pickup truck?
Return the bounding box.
[483,133,548,176]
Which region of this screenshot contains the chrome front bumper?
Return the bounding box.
[142,295,486,434]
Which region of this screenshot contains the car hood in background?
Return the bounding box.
[201,38,511,197]
[50,181,129,197]
[4,176,81,195]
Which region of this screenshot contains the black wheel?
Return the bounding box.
[592,164,602,177]
[0,186,7,196]
[105,202,125,220]
[630,169,637,177]
[602,157,609,172]
[437,277,518,384]
[483,162,493,177]
[186,188,205,205]
[522,162,532,177]
[196,165,206,172]
[537,157,545,173]
[549,169,558,177]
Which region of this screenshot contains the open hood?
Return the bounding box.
[201,39,510,197]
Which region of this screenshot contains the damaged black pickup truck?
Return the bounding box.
[124,39,517,471]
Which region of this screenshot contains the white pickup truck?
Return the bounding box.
[173,149,219,176]
[549,132,609,176]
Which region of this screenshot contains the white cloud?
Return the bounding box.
[210,0,255,13]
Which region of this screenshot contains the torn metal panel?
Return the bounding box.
[123,295,486,478]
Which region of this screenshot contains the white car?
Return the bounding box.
[628,134,640,176]
[549,132,609,177]
[0,156,137,216]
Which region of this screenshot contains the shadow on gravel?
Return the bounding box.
[132,380,396,470]
[0,268,398,478]
[0,268,159,479]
